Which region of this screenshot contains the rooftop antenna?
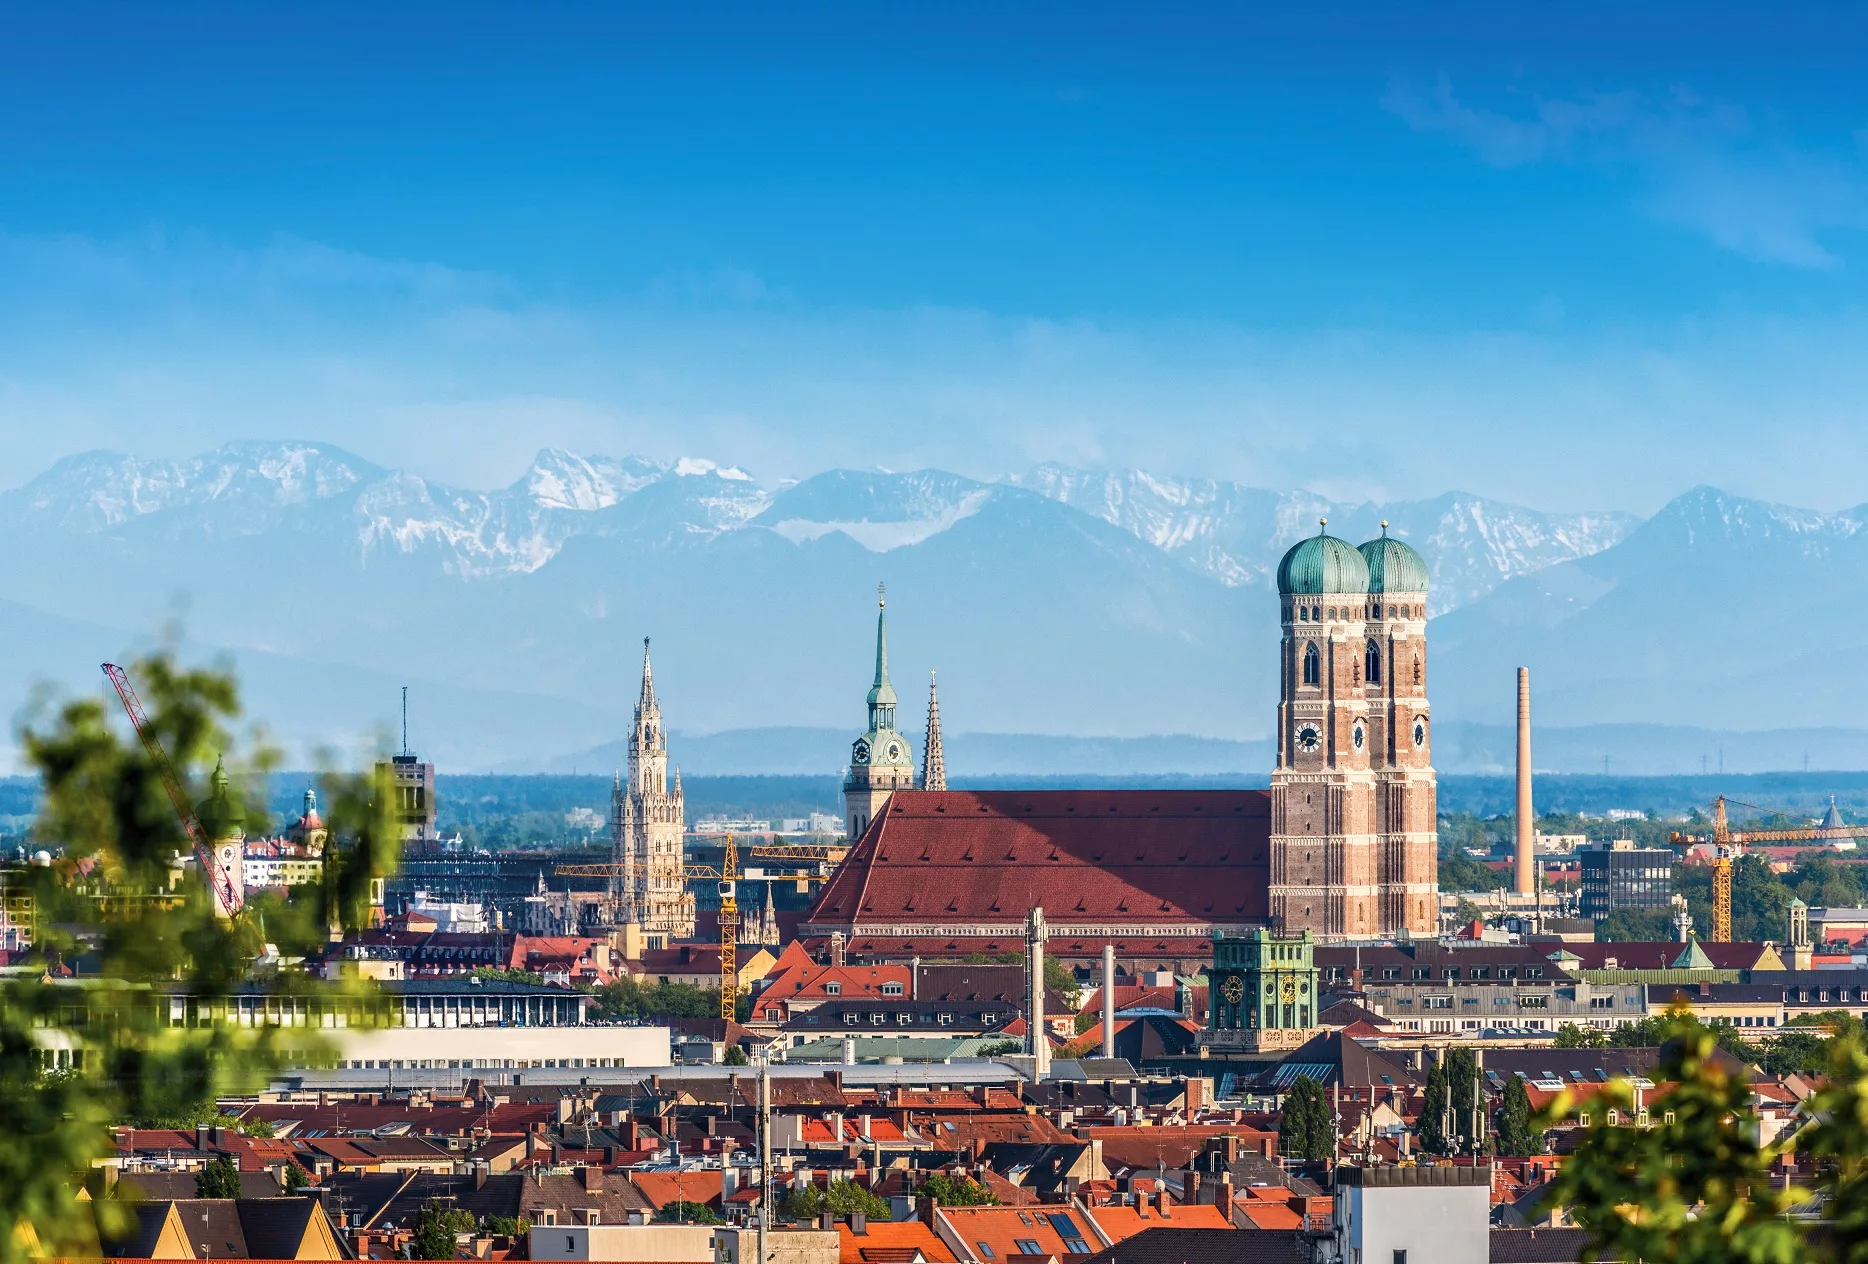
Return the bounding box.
[401,686,409,757]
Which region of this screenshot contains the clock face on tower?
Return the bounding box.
[852,740,870,765]
[887,741,902,760]
[1221,975,1245,1004]
[1295,723,1322,753]
[1352,722,1366,751]
[1281,978,1298,1003]
[1412,719,1427,748]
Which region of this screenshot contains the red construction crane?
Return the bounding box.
[100,662,243,917]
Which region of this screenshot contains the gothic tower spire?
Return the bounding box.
[844,584,916,840]
[867,584,897,731]
[620,634,694,940]
[921,669,947,791]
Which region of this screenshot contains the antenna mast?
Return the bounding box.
[401,686,409,756]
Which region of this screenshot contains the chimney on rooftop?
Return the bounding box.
[1102,944,1117,1060]
[1213,1176,1235,1215]
[1515,668,1535,897]
[579,1165,604,1192]
[831,933,847,968]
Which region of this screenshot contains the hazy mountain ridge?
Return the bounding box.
[1014,464,1638,611]
[0,442,1859,770]
[5,444,1635,608]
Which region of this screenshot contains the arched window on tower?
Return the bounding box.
[1302,642,1320,687]
[1366,640,1383,685]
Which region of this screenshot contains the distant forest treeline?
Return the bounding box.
[2,770,1866,851]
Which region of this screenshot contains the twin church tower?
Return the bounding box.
[624,517,1437,946]
[841,521,1438,942]
[1270,522,1438,938]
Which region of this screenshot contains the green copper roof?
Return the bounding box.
[196,754,244,841]
[1276,526,1369,596]
[1671,937,1716,970]
[867,593,897,711]
[1359,527,1430,595]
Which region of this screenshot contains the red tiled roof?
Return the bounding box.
[837,1220,958,1264]
[805,790,1271,935]
[1557,941,1775,970]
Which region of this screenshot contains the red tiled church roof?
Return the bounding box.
[805,789,1271,939]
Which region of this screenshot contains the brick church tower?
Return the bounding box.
[1269,521,1437,939]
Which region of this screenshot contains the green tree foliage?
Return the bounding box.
[1539,1008,1807,1264]
[1417,1056,1450,1155]
[1438,849,1507,892]
[655,1200,723,1225]
[919,1173,997,1206]
[1759,1030,1828,1078]
[1277,1075,1331,1163]
[1446,1047,1480,1152]
[1452,898,1485,926]
[481,1216,531,1238]
[1800,1034,1868,1263]
[1597,907,1677,942]
[822,1180,890,1220]
[281,1165,308,1193]
[721,1045,749,1066]
[592,977,729,1022]
[1494,1075,1543,1157]
[0,651,400,1263]
[1553,1023,1608,1049]
[470,967,551,986]
[781,1185,824,1222]
[193,1155,241,1199]
[412,1201,478,1259]
[1787,854,1867,909]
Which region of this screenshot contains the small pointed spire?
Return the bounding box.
[867,585,897,712]
[639,637,656,706]
[921,669,947,792]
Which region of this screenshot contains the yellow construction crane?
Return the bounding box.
[750,844,848,864]
[555,862,722,880]
[1670,796,1868,941]
[718,834,739,1021]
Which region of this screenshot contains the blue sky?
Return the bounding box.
[0,1,1865,510]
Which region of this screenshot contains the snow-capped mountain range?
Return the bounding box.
[0,441,1859,773]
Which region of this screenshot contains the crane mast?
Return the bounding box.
[100,662,243,918]
[719,833,739,1020]
[1672,795,1868,941]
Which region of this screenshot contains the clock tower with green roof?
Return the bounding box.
[844,585,917,841]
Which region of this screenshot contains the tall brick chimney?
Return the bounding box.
[1515,668,1535,897]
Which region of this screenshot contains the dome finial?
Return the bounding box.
[1318,517,1327,535]
[1381,520,1389,536]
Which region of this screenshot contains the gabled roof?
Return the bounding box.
[806,790,1272,936]
[1556,941,1776,971]
[1261,1031,1420,1091]
[839,1219,958,1264]
[1081,1227,1307,1264]
[1489,1228,1595,1263]
[1084,1203,1233,1243]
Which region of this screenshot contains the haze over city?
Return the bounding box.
[10,13,1868,1264]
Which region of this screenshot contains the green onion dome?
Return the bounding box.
[1358,524,1430,594]
[1276,520,1370,596]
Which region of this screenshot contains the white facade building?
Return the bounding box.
[1334,1164,1491,1264]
